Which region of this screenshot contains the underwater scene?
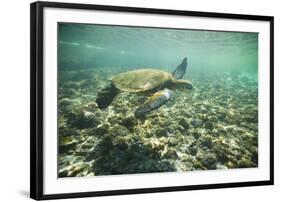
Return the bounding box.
[58,23,258,177]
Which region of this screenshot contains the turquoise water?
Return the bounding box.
[58,23,258,177]
[58,23,258,74]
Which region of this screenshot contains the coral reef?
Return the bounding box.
[58,68,258,177]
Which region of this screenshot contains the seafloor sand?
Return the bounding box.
[58,68,258,177]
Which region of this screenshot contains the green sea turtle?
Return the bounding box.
[96,57,193,117]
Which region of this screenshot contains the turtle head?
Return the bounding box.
[170,79,193,90]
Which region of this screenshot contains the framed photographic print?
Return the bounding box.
[30,1,274,200]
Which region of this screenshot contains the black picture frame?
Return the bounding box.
[30,1,274,200]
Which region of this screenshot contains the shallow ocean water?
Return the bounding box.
[58,23,258,177]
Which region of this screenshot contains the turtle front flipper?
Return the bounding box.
[96,81,119,109]
[172,57,187,79]
[134,89,173,118]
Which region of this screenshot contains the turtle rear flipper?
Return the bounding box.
[172,57,187,79]
[96,81,119,109]
[134,89,173,118]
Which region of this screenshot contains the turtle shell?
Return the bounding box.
[112,69,172,93]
